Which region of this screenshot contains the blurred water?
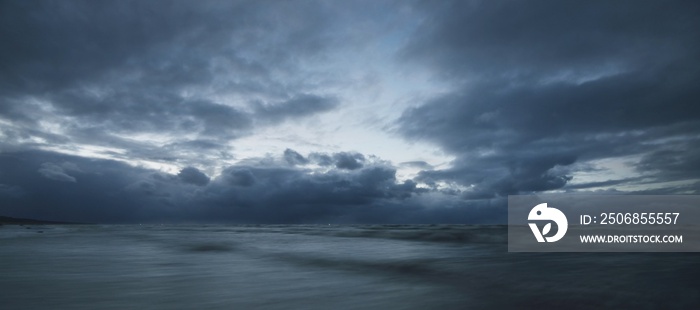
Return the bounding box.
[1,224,698,309]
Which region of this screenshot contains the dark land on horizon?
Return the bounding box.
[0,215,88,225]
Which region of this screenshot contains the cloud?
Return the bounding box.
[403,0,700,81]
[309,153,334,166]
[223,168,257,187]
[635,139,700,181]
[283,149,309,166]
[0,184,24,198]
[0,150,502,223]
[177,167,210,186]
[400,161,434,170]
[0,0,345,166]
[253,94,339,124]
[333,152,365,170]
[3,1,698,224]
[397,0,700,196]
[1,151,154,222]
[38,163,77,182]
[202,160,449,223]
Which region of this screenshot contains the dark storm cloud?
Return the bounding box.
[253,94,339,124]
[0,184,24,198]
[191,152,494,223]
[635,138,700,181]
[404,0,700,80]
[0,0,343,161]
[398,0,700,196]
[0,0,333,94]
[52,92,254,140]
[0,150,499,223]
[178,167,210,186]
[308,153,334,166]
[223,167,257,187]
[291,151,370,170]
[0,151,159,223]
[37,163,77,183]
[333,152,365,170]
[283,149,309,166]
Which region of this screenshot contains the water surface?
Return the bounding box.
[1,224,697,309]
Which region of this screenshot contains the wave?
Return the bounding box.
[318,225,508,244]
[270,253,446,278]
[185,242,237,252]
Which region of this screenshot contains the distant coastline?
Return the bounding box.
[0,215,89,225]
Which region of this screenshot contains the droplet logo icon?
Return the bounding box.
[528,203,568,242]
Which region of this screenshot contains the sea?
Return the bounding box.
[1,224,698,309]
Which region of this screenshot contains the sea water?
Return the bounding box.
[1,224,698,309]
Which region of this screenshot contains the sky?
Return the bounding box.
[1,0,699,223]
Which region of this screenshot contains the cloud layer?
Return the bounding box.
[0,0,342,168]
[0,150,500,223]
[398,0,700,197]
[1,1,699,223]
